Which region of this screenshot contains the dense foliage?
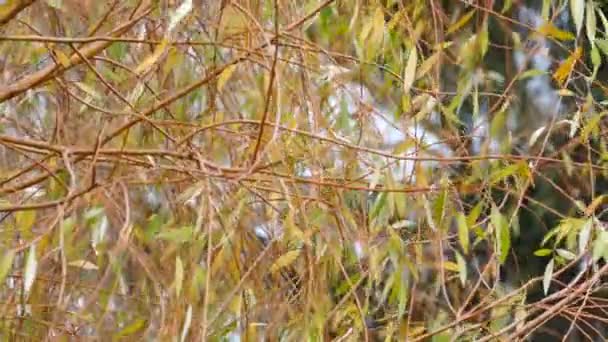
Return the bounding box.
[0,0,608,340]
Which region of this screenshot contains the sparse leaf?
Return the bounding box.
[543,258,554,295]
[570,0,585,35]
[457,212,469,254]
[270,249,301,273]
[217,64,238,92]
[0,250,15,285]
[24,244,37,298]
[403,48,417,95]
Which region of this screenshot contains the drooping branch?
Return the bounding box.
[0,5,151,102]
[0,0,35,27]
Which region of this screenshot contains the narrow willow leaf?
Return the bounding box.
[534,248,553,257]
[24,244,38,297]
[54,49,71,68]
[492,206,510,264]
[592,231,608,261]
[217,64,237,92]
[168,0,193,32]
[597,39,608,56]
[134,39,169,75]
[403,48,417,95]
[542,0,551,19]
[591,45,601,78]
[455,252,467,285]
[517,69,547,80]
[443,261,460,272]
[447,9,475,34]
[586,0,597,43]
[579,219,593,254]
[543,258,554,295]
[457,213,469,254]
[175,256,184,297]
[501,0,512,13]
[529,126,547,146]
[553,47,582,86]
[156,226,195,243]
[270,249,300,273]
[0,250,15,285]
[599,7,608,35]
[398,275,408,318]
[114,318,147,338]
[538,22,575,41]
[585,195,606,216]
[581,112,606,140]
[556,249,576,260]
[415,51,439,80]
[489,162,528,185]
[570,0,585,35]
[180,305,193,342]
[16,210,36,233]
[68,259,99,271]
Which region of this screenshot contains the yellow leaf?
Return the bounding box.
[553,47,582,86]
[538,22,575,41]
[269,249,300,273]
[217,64,237,92]
[134,39,169,75]
[403,48,417,95]
[585,195,606,216]
[443,261,460,272]
[175,255,184,297]
[415,51,439,80]
[16,210,36,233]
[447,9,476,34]
[372,6,385,36]
[54,49,71,68]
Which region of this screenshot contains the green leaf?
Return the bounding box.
[156,226,196,243]
[457,212,469,254]
[492,206,510,264]
[517,69,548,80]
[108,42,128,61]
[16,210,36,234]
[592,231,608,262]
[113,318,147,338]
[501,0,512,13]
[447,9,475,34]
[596,39,608,56]
[543,258,554,295]
[455,251,467,285]
[0,250,15,285]
[534,248,553,257]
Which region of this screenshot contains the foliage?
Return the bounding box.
[0,0,607,340]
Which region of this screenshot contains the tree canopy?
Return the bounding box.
[0,0,608,340]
